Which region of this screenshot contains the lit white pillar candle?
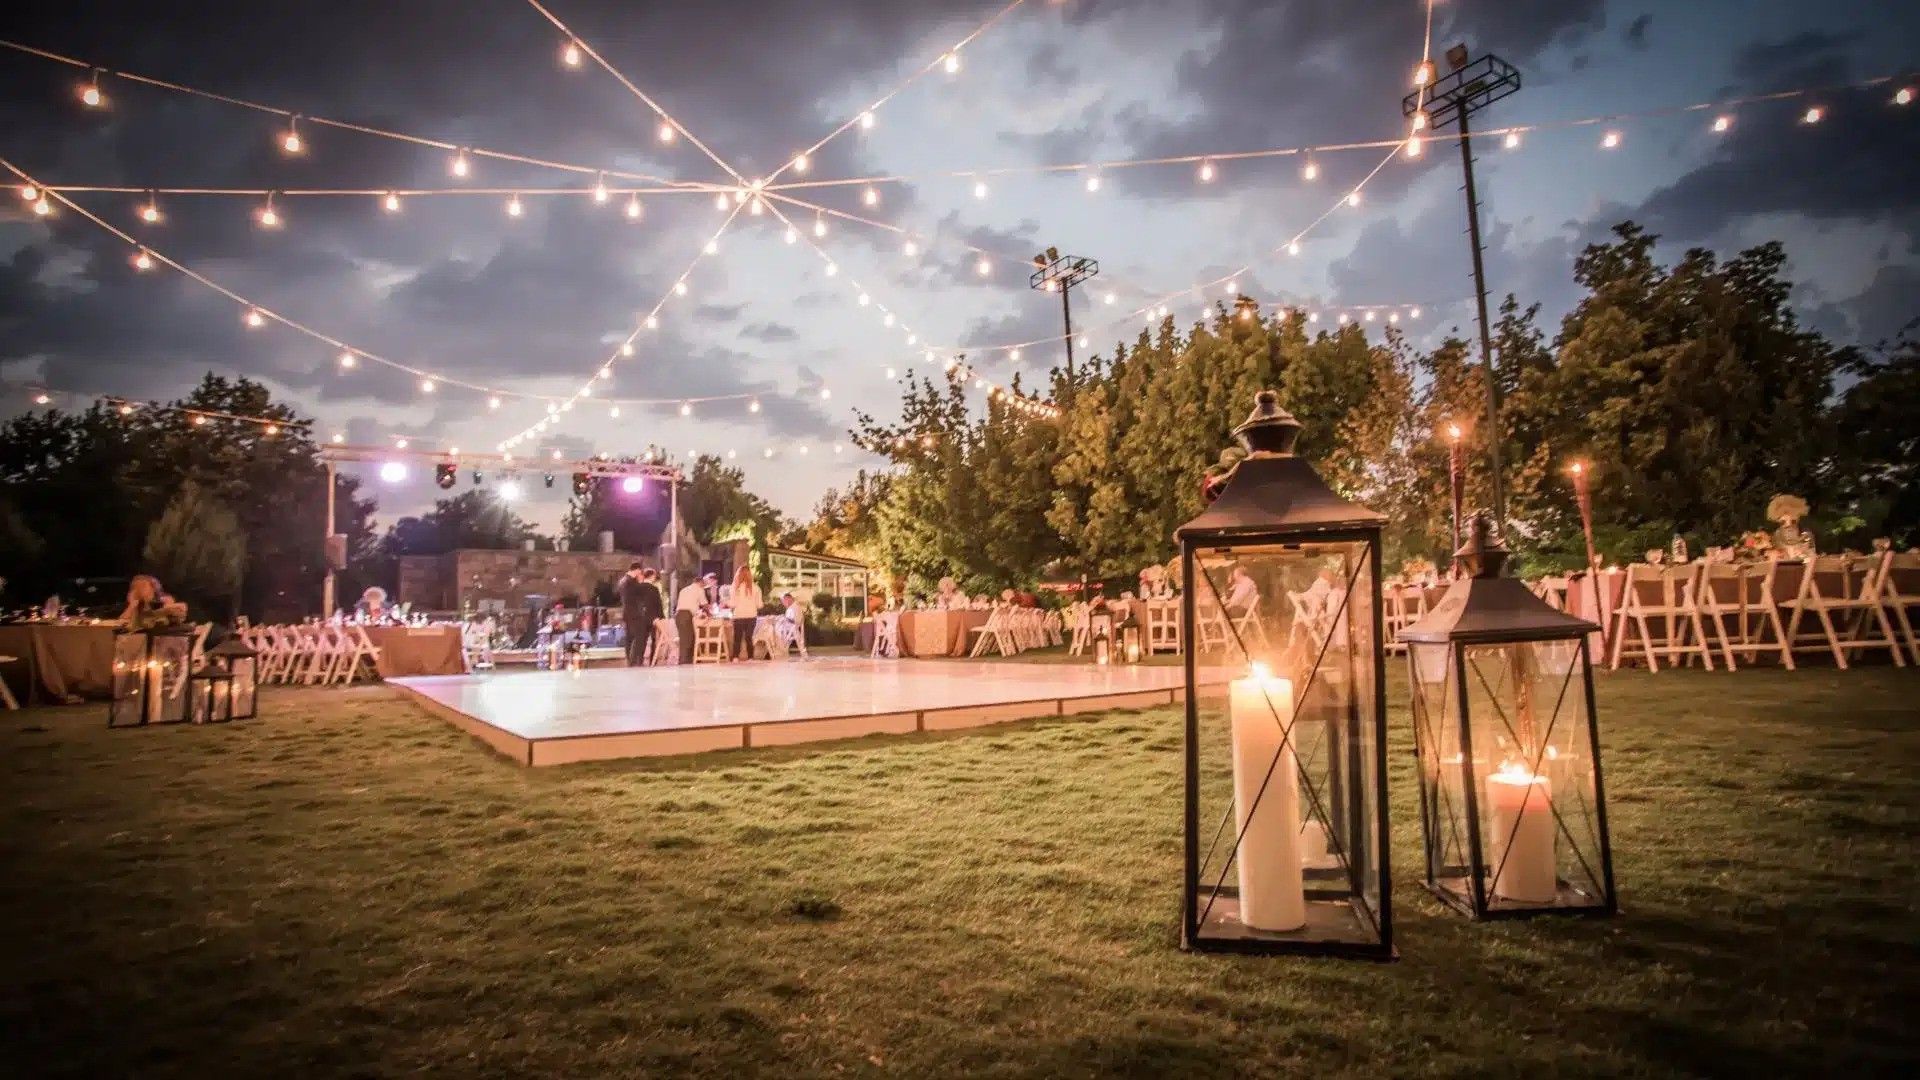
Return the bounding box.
[1485,764,1557,903]
[1229,664,1305,930]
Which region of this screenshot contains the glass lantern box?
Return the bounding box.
[193,637,260,722]
[1401,514,1618,919]
[107,628,195,727]
[1176,391,1394,959]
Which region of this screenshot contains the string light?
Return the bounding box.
[450,149,470,178]
[244,308,266,328]
[813,213,828,237]
[19,185,37,201]
[1802,106,1824,124]
[593,174,609,202]
[972,179,988,199]
[1009,348,1021,360]
[1410,110,1429,132]
[487,396,501,409]
[34,392,51,405]
[1712,114,1732,133]
[561,40,582,67]
[645,315,659,328]
[131,248,153,270]
[673,280,688,296]
[1897,88,1915,106]
[1602,130,1622,148]
[139,195,161,223]
[396,438,410,449]
[79,70,104,108]
[903,240,918,257]
[679,402,691,416]
[1346,190,1362,207]
[819,387,831,400]
[192,414,208,426]
[506,193,524,217]
[975,257,991,276]
[1503,131,1522,150]
[704,239,719,254]
[791,153,810,174]
[338,350,357,369]
[420,378,437,393]
[1198,159,1216,182]
[943,51,961,74]
[825,262,838,276]
[657,121,676,143]
[33,196,52,217]
[1084,172,1102,193]
[1405,135,1423,158]
[859,110,875,130]
[749,399,761,413]
[1414,60,1434,87]
[383,191,402,212]
[626,195,643,219]
[784,226,797,243]
[1410,307,1421,318]
[1302,159,1319,181]
[862,186,880,206]
[256,195,280,228]
[281,117,303,155]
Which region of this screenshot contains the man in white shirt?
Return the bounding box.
[1225,565,1258,618]
[675,572,714,664]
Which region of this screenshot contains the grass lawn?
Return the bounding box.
[2,665,1916,1077]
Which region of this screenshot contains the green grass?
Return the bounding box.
[2,667,1916,1077]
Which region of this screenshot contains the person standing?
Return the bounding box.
[637,569,664,663]
[728,565,762,662]
[616,563,652,666]
[675,572,713,664]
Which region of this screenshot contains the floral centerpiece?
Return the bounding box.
[1767,494,1814,557]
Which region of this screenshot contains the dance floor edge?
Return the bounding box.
[391,657,1198,766]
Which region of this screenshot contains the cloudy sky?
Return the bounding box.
[2,0,1916,531]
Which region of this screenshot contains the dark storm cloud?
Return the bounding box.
[740,320,799,343]
[1623,14,1653,50]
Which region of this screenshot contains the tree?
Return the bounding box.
[384,490,538,555]
[142,480,247,618]
[1829,333,1920,545]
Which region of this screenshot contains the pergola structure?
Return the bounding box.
[763,546,872,621]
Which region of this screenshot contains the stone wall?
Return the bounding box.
[397,549,657,612]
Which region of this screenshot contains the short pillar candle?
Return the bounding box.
[1229,664,1306,930]
[1486,765,1557,903]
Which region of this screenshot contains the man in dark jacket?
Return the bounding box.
[617,563,664,665]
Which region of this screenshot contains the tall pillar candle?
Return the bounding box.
[1485,766,1557,902]
[1229,667,1306,930]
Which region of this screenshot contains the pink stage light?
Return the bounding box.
[620,476,644,494]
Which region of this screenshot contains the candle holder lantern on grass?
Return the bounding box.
[1175,391,1394,959]
[1401,513,1617,919]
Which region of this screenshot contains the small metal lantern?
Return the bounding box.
[1121,622,1143,664]
[108,627,195,727]
[1090,611,1113,665]
[1175,391,1393,959]
[200,636,260,721]
[1401,514,1617,919]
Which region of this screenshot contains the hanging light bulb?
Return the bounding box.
[592,174,609,202]
[562,40,582,67]
[383,191,402,212]
[679,402,692,416]
[749,196,764,216]
[19,184,38,201]
[1084,172,1101,193]
[619,344,633,358]
[1009,348,1022,361]
[506,193,523,217]
[1364,310,1376,322]
[1405,135,1423,158]
[902,239,918,257]
[1077,335,1088,348]
[749,399,762,413]
[813,213,828,237]
[645,315,659,329]
[1504,131,1522,150]
[783,226,797,243]
[33,196,52,217]
[857,292,870,306]
[975,257,991,276]
[1414,60,1435,87]
[140,194,161,223]
[625,195,642,219]
[1346,190,1362,207]
[1104,292,1116,305]
[1602,130,1622,148]
[673,280,688,296]
[450,148,470,177]
[1225,279,1238,295]
[943,51,961,74]
[30,390,52,405]
[704,239,718,254]
[1389,311,1401,324]
[281,118,303,155]
[791,152,810,174]
[657,121,676,143]
[1712,115,1732,133]
[825,262,838,276]
[1802,106,1824,124]
[906,333,916,345]
[192,414,208,426]
[487,396,502,409]
[257,195,281,228]
[420,378,437,393]
[972,179,988,199]
[609,405,621,418]
[1410,307,1422,319]
[1198,159,1216,183]
[859,110,876,130]
[1410,110,1429,132]
[1895,87,1915,106]
[131,248,153,271]
[883,313,895,327]
[1302,159,1319,181]
[244,308,266,328]
[732,187,748,205]
[862,186,879,206]
[885,366,897,379]
[338,350,357,369]
[819,387,831,400]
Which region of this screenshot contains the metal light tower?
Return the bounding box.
[1029,247,1099,382]
[1406,45,1520,526]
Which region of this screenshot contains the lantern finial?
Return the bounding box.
[1455,511,1511,579]
[1232,390,1302,456]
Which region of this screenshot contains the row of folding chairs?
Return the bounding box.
[967,606,1060,658]
[1598,553,1917,671]
[241,623,383,686]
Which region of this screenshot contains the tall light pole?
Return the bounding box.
[1029,247,1099,383]
[1446,421,1465,574]
[1407,45,1520,527]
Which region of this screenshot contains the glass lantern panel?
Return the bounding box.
[1190,538,1383,948]
[1459,640,1606,910]
[1409,642,1475,902]
[232,658,257,718]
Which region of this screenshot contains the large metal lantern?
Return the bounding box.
[107,627,195,727]
[1401,514,1617,919]
[1175,391,1393,959]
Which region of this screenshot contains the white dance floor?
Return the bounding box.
[391,657,1189,766]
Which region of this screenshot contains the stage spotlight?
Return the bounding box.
[471,470,484,485]
[378,461,408,484]
[498,479,522,501]
[621,476,644,494]
[543,473,556,489]
[435,463,457,490]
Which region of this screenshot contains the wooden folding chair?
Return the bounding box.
[1783,554,1907,669]
[870,611,899,659]
[692,619,728,663]
[1609,564,1714,671]
[1879,552,1920,665]
[1695,561,1794,670]
[968,607,1007,657]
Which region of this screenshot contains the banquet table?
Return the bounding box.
[897,609,991,658]
[1563,570,1627,654]
[366,624,468,677]
[0,621,118,704]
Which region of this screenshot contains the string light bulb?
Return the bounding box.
[562,40,582,67]
[1405,135,1423,158]
[625,195,642,219]
[859,110,875,130]
[783,226,797,243]
[244,308,266,328]
[1602,130,1622,148]
[813,213,827,238]
[80,70,104,108]
[1009,348,1021,361]
[1896,87,1914,106]
[338,350,357,369]
[1346,190,1362,207]
[1712,114,1732,133]
[506,193,523,217]
[749,399,761,413]
[1085,172,1101,192]
[609,405,620,418]
[192,414,208,426]
[383,191,402,212]
[1414,60,1434,87]
[673,280,688,295]
[1504,131,1522,150]
[1802,106,1824,124]
[824,262,838,276]
[704,239,718,254]
[863,186,879,206]
[1410,307,1422,318]
[657,121,676,143]
[33,196,52,217]
[19,184,38,201]
[791,152,810,174]
[943,51,960,74]
[256,195,280,228]
[140,195,161,224]
[420,378,436,393]
[976,257,990,276]
[592,174,609,203]
[450,149,470,177]
[819,387,831,400]
[679,402,691,416]
[903,240,918,257]
[487,396,501,409]
[1302,159,1319,181]
[1410,110,1429,132]
[131,248,153,271]
[713,192,729,210]
[281,118,303,155]
[972,179,988,199]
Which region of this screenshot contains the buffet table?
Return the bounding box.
[0,621,118,704]
[365,625,468,677]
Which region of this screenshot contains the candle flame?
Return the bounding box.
[1249,661,1273,680]
[1493,761,1538,783]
